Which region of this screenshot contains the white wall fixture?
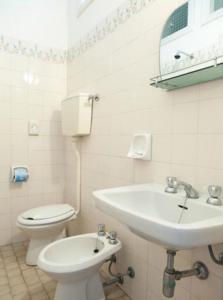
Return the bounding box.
[24,72,39,86]
[11,166,29,183]
[93,182,223,250]
[17,204,75,265]
[61,94,92,137]
[28,120,40,136]
[38,233,122,300]
[127,133,152,160]
[93,183,213,298]
[61,93,98,217]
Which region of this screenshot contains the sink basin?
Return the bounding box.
[93,184,223,250]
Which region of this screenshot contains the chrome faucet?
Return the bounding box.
[165,177,178,194]
[207,185,222,206]
[107,231,118,245]
[165,177,199,199]
[178,181,199,199]
[98,224,106,236]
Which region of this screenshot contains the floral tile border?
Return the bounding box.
[69,0,223,74]
[0,0,154,64]
[0,0,220,70]
[67,0,155,62]
[0,35,67,64]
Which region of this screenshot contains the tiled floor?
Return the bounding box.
[0,242,130,300]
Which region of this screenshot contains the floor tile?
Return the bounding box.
[0,242,131,300]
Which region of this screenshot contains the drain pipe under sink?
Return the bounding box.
[163,250,209,298]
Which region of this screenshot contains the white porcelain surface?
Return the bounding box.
[66,1,223,299]
[127,132,152,160]
[17,204,76,265]
[93,183,223,250]
[38,233,122,300]
[18,204,75,226]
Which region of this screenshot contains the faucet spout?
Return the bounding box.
[165,177,199,199]
[178,181,199,199]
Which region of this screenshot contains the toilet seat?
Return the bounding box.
[17,204,75,226]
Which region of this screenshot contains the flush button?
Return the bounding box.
[28,120,40,136]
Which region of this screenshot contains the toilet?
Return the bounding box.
[17,204,76,265]
[37,233,122,300]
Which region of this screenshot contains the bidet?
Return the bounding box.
[38,232,122,300]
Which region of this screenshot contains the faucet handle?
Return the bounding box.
[166,177,178,187]
[165,177,178,194]
[108,231,118,244]
[208,185,222,198]
[98,224,106,236]
[207,185,222,206]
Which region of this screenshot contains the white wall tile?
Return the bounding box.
[0,55,65,245]
[198,98,223,133]
[66,1,223,300]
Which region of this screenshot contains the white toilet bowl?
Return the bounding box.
[17,204,76,265]
[38,233,122,300]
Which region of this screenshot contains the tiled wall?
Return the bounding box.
[0,0,68,49]
[66,0,223,299]
[0,51,66,245]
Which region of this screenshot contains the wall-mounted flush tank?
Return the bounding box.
[61,93,92,137]
[61,93,99,218]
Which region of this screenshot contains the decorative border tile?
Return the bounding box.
[0,35,67,64]
[67,0,154,62]
[69,0,223,74]
[160,35,223,75]
[0,0,154,64]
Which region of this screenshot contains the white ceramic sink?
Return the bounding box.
[93,184,223,250]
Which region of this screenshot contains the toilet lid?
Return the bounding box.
[18,204,75,226]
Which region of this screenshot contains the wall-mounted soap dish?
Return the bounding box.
[127,133,152,161]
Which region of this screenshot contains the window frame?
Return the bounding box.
[161,1,194,46]
[211,0,223,12]
[201,0,223,25]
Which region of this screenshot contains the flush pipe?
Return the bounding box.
[69,95,100,216]
[72,137,81,215]
[69,95,100,215]
[163,250,209,298]
[67,95,100,217]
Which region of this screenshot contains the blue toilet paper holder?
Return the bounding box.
[11,166,29,183]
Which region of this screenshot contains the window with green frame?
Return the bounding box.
[211,0,223,12]
[162,3,188,39]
